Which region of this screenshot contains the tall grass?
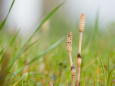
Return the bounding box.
[8,2,64,69]
[0,0,15,30]
[0,1,65,85]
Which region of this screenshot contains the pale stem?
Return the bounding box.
[78,32,83,54]
[69,52,73,67]
[77,67,80,86]
[71,77,75,86]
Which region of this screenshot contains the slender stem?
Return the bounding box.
[77,67,80,86]
[71,77,75,86]
[71,66,76,86]
[66,32,76,86]
[78,32,83,54]
[76,32,83,86]
[68,52,75,86]
[68,51,76,86]
[76,12,85,86]
[69,52,73,67]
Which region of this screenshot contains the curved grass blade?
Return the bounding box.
[27,37,65,64]
[8,2,64,69]
[10,29,20,46]
[108,57,110,86]
[11,67,23,79]
[0,0,15,30]
[23,39,39,53]
[56,75,61,86]
[94,10,99,39]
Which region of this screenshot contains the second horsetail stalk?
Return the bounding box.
[66,32,73,66]
[66,32,76,86]
[76,13,85,86]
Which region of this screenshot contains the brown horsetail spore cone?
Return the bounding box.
[66,32,76,86]
[66,32,72,52]
[66,32,73,66]
[79,12,85,32]
[76,13,85,86]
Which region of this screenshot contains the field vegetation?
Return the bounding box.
[0,1,115,86]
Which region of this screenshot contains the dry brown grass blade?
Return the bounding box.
[0,51,10,86]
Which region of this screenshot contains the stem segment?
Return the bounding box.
[71,66,76,86]
[76,54,81,86]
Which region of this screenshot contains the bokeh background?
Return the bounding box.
[0,0,115,35]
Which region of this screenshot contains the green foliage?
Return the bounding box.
[27,37,65,64]
[8,2,64,69]
[0,0,15,30]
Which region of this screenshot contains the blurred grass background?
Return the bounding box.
[0,0,115,86]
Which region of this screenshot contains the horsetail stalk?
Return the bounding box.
[76,13,85,86]
[66,32,73,66]
[66,32,76,86]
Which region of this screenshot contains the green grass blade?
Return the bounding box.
[8,0,15,14]
[94,10,99,39]
[27,37,65,64]
[0,0,15,30]
[0,19,7,30]
[100,56,107,85]
[11,67,23,79]
[109,66,115,86]
[56,75,61,86]
[23,39,39,53]
[108,57,110,86]
[10,29,20,45]
[8,2,64,69]
[34,2,64,34]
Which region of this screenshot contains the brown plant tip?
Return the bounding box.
[77,53,81,58]
[79,12,85,32]
[66,32,72,52]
